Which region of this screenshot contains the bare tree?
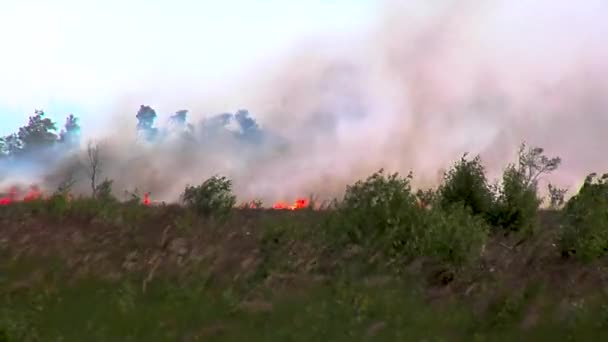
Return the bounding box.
[516,142,562,189]
[86,141,101,198]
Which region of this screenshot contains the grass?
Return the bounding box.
[2,256,608,341]
[1,205,608,341]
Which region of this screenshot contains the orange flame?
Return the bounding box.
[143,192,150,206]
[0,186,42,205]
[272,198,309,210]
[23,185,42,202]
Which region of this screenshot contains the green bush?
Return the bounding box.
[44,193,70,219]
[181,175,236,219]
[547,183,568,210]
[95,178,116,202]
[418,204,489,266]
[487,144,559,234]
[488,165,542,235]
[559,173,608,261]
[438,154,494,217]
[326,169,488,268]
[329,169,421,246]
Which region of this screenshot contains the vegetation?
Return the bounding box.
[181,175,237,219]
[559,173,608,261]
[1,112,608,340]
[0,110,79,159]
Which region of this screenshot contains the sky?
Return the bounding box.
[0,0,376,136]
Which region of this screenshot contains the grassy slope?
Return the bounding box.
[1,204,608,341]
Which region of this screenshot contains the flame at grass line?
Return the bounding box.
[0,185,310,210]
[272,198,309,210]
[0,185,152,206]
[0,185,43,205]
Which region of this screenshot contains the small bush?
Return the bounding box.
[44,193,70,219]
[487,144,559,234]
[326,169,488,268]
[488,165,541,235]
[95,178,116,202]
[547,183,568,210]
[181,175,236,218]
[438,154,494,217]
[416,188,437,208]
[419,204,489,266]
[329,169,420,246]
[559,173,608,261]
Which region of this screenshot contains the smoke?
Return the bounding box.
[7,0,608,204]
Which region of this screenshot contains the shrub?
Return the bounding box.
[416,188,437,208]
[487,143,559,234]
[437,154,494,217]
[95,178,116,202]
[181,175,236,218]
[547,183,568,210]
[559,173,608,261]
[488,165,542,235]
[326,169,488,268]
[418,204,489,266]
[329,169,420,246]
[44,193,70,219]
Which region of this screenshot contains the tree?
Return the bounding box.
[234,109,263,143]
[516,142,561,190]
[547,183,568,210]
[0,134,23,157]
[170,110,188,126]
[86,141,102,198]
[17,110,58,154]
[59,114,81,148]
[136,105,159,141]
[181,175,237,219]
[438,154,494,216]
[488,143,561,234]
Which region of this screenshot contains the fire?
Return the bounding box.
[0,185,41,205]
[143,192,150,206]
[23,185,42,202]
[272,198,309,210]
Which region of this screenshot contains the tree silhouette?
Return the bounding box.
[17,110,58,154]
[136,105,159,141]
[59,114,81,147]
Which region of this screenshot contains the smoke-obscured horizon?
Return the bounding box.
[3,0,608,204]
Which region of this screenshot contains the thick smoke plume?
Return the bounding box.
[5,0,608,204]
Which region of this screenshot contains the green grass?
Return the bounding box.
[2,257,608,341]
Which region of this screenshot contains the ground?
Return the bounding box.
[1,204,608,341]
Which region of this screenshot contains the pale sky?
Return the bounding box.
[0,0,376,135]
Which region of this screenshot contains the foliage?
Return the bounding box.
[135,105,159,141]
[559,173,608,261]
[95,179,116,202]
[418,204,489,266]
[330,169,419,246]
[327,169,487,268]
[515,143,561,188]
[547,183,568,210]
[438,154,494,217]
[181,175,237,219]
[488,165,542,235]
[0,134,22,157]
[17,110,58,154]
[0,111,80,160]
[416,188,437,208]
[488,143,560,234]
[436,144,561,235]
[59,114,81,148]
